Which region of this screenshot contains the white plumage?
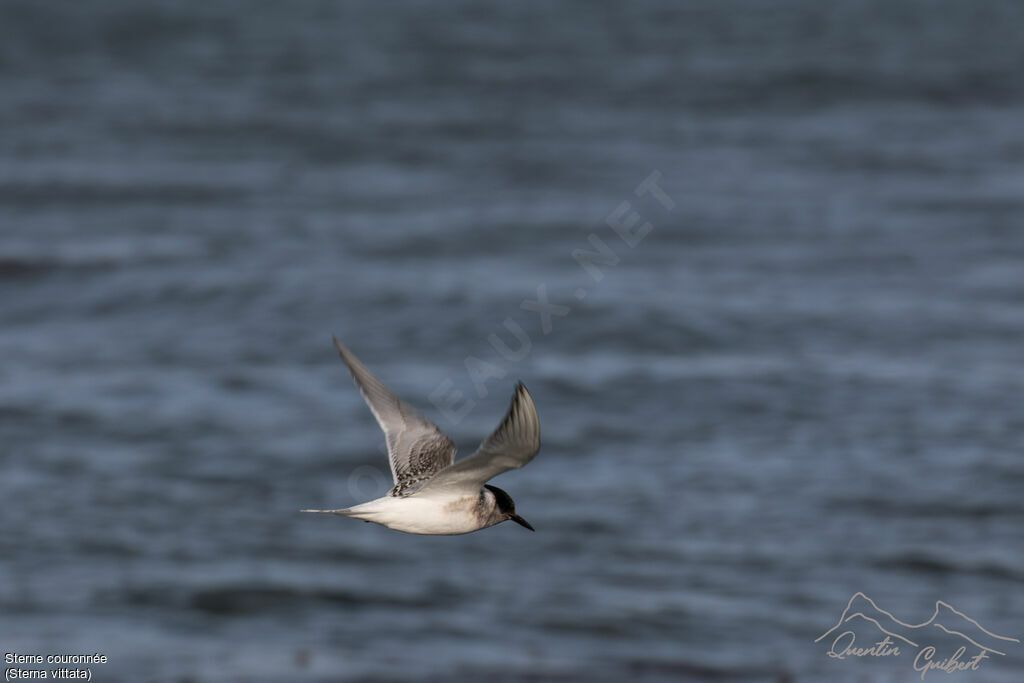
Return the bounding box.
[302,338,541,535]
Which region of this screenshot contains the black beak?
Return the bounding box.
[510,514,534,531]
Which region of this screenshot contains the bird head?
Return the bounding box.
[485,484,534,531]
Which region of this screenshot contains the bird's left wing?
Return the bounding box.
[416,382,540,496]
[333,337,455,495]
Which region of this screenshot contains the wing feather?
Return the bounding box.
[333,337,455,495]
[417,382,540,495]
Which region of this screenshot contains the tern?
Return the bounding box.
[302,338,541,535]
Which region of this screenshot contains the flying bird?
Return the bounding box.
[302,338,541,535]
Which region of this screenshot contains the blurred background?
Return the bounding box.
[1,1,1022,681]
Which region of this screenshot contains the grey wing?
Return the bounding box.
[417,382,540,496]
[333,337,455,496]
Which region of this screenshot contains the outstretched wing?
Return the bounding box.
[333,337,455,496]
[417,382,540,496]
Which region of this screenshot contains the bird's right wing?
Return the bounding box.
[333,337,455,495]
[417,382,540,496]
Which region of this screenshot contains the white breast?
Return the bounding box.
[343,494,491,535]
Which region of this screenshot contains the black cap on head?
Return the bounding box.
[485,484,534,531]
[484,484,515,512]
